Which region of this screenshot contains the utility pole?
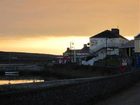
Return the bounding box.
[70,42,75,63]
[105,37,107,67]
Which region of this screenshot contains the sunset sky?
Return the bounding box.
[0,0,139,55]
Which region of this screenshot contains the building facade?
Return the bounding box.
[135,34,140,53]
[134,33,140,67]
[63,44,89,64]
[120,40,134,57]
[82,28,128,66]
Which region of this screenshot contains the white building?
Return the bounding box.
[63,44,89,64]
[134,33,140,67]
[82,28,128,66]
[134,33,140,53]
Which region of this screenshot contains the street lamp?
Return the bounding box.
[70,42,75,63]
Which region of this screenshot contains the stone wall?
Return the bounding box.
[0,70,140,105]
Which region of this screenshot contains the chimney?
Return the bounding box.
[84,44,87,48]
[67,47,70,51]
[111,28,119,35]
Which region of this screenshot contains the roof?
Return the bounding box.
[90,29,127,40]
[135,33,140,39]
[80,45,89,53]
[120,40,134,48]
[64,45,89,54]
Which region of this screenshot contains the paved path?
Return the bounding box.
[94,82,140,105]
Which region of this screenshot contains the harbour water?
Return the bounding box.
[0,79,44,85]
[0,75,57,85]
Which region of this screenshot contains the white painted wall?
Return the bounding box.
[90,38,128,53]
[82,48,119,66]
[82,37,128,66]
[135,39,140,53]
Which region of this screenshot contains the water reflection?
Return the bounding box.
[0,79,44,85]
[0,76,45,85]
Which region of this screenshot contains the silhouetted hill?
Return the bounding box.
[0,51,57,64]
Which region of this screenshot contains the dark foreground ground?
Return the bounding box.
[0,70,140,105]
[44,65,121,78]
[92,81,140,105]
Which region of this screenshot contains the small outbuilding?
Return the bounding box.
[134,33,140,67]
[120,40,134,57]
[63,44,89,64]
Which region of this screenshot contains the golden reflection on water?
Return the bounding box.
[0,80,44,85]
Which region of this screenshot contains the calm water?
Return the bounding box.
[0,79,44,85]
[0,75,56,85]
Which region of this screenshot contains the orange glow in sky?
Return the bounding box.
[0,36,89,55]
[0,0,139,54]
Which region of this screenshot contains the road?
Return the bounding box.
[94,82,140,105]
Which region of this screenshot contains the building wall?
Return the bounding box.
[1,71,140,105]
[63,51,89,63]
[98,48,119,57]
[134,39,140,53]
[90,37,128,53]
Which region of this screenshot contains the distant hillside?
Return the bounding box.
[0,51,58,64]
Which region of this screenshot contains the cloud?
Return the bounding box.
[0,0,139,54]
[0,0,139,37]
